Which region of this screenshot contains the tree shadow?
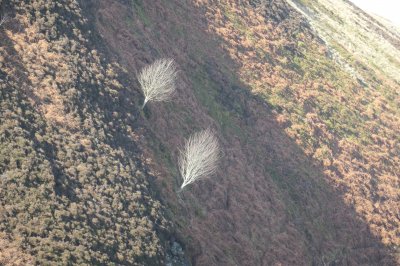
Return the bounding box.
[86,0,397,265]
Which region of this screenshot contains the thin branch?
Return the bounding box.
[0,15,8,27]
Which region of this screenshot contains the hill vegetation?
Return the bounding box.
[91,0,399,264]
[0,0,170,264]
[0,0,398,265]
[200,0,400,249]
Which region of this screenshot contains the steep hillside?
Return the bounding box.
[0,0,173,265]
[0,0,399,265]
[286,0,400,84]
[89,0,399,265]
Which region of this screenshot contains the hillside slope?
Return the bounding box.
[0,0,173,264]
[89,0,399,265]
[0,0,399,265]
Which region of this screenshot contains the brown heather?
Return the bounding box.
[0,0,168,264]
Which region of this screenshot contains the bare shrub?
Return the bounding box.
[179,129,220,190]
[137,58,178,108]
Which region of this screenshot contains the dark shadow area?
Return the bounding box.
[62,0,400,265]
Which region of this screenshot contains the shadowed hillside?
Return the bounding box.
[0,0,398,265]
[89,0,399,264]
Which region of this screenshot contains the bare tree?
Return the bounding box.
[137,58,178,109]
[179,129,220,191]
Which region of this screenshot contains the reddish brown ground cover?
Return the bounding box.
[91,0,399,265]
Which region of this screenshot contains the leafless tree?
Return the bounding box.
[179,129,220,191]
[137,58,178,109]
